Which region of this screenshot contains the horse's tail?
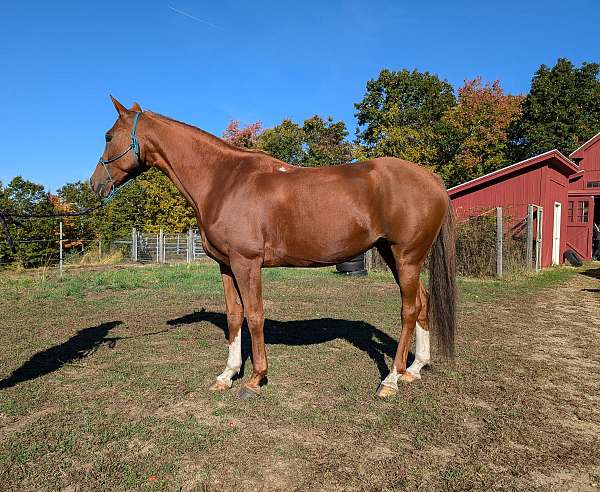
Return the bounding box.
[428,200,456,358]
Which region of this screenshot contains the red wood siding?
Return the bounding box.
[566,197,594,258]
[568,131,600,259]
[542,168,569,265]
[569,173,585,190]
[450,160,574,267]
[451,165,543,226]
[575,135,600,188]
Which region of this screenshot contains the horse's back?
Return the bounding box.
[239,157,448,266]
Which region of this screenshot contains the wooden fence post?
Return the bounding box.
[59,221,63,277]
[131,227,137,262]
[156,233,160,263]
[159,229,164,264]
[496,207,503,278]
[364,248,373,272]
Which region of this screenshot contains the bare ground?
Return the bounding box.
[0,264,598,491]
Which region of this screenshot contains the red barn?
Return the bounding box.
[448,149,580,267]
[567,132,600,260]
[447,131,600,267]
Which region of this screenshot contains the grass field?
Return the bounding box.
[0,262,599,490]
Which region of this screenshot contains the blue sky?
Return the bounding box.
[1,0,598,192]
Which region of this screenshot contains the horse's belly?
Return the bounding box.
[263,214,378,267]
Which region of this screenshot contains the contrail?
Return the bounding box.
[167,4,224,30]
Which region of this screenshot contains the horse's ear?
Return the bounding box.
[110,95,127,116]
[131,102,142,112]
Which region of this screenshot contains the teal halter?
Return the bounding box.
[98,111,141,202]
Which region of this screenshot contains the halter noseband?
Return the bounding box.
[98,111,141,202]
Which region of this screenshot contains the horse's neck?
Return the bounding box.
[143,115,237,224]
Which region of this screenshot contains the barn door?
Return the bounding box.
[552,202,562,265]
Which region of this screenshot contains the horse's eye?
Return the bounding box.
[105,134,112,142]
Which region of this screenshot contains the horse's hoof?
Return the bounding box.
[400,372,420,383]
[238,385,260,400]
[375,383,398,398]
[209,380,231,392]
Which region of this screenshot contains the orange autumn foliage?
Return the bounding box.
[440,77,524,186]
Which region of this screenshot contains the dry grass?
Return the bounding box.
[0,262,599,490]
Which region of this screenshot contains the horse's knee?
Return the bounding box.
[226,312,244,326]
[245,312,264,331]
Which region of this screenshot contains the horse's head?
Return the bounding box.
[89,96,147,199]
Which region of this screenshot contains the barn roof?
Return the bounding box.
[570,130,600,160]
[447,149,579,197]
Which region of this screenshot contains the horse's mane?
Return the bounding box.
[146,111,271,157]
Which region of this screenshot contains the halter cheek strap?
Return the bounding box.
[98,111,141,202]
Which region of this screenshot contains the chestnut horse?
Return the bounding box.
[90,98,456,399]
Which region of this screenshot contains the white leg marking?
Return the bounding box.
[406,322,430,379]
[381,366,399,390]
[216,330,242,387]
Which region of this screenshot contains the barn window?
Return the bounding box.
[587,181,600,188]
[568,201,574,223]
[577,201,589,223]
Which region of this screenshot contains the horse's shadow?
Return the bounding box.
[0,321,123,390]
[167,310,409,379]
[0,312,406,390]
[0,322,174,390]
[580,268,600,280]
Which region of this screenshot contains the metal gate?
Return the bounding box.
[132,228,205,263]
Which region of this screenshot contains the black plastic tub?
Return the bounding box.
[335,253,367,276]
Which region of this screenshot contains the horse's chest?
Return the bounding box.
[199,231,229,264]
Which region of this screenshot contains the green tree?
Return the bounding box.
[438,77,523,187]
[258,119,306,164]
[302,115,353,166]
[509,58,600,159]
[57,179,146,241]
[0,177,57,267]
[59,168,197,240]
[354,68,456,166]
[136,168,196,233]
[56,181,103,250]
[255,116,352,166]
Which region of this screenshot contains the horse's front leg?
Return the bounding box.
[229,254,266,399]
[209,264,244,392]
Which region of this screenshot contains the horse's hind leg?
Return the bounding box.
[209,264,244,392]
[402,281,431,382]
[375,243,426,397]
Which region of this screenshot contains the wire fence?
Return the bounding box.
[367,203,544,277]
[0,227,207,273]
[1,203,545,278]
